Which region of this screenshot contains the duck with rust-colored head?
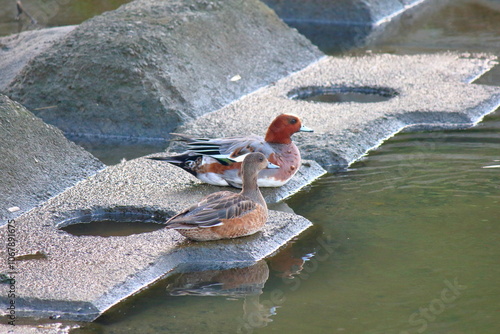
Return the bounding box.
[164,152,278,241]
[150,114,312,188]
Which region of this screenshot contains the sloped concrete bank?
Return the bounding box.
[0,95,104,225]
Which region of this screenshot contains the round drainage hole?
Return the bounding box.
[58,212,167,237]
[288,86,398,103]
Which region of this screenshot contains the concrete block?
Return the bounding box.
[3,0,322,140]
[263,0,431,52]
[0,95,104,225]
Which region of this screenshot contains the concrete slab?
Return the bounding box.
[172,53,500,170]
[0,157,313,321]
[0,94,104,225]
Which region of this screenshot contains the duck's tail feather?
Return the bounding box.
[148,153,201,176]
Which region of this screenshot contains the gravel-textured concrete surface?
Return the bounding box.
[0,95,104,225]
[0,157,314,321]
[3,0,322,140]
[172,53,500,170]
[0,26,76,91]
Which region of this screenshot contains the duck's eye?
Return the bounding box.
[289,118,297,124]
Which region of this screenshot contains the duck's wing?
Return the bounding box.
[165,192,258,229]
[171,133,273,160]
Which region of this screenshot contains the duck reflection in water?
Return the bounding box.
[165,242,313,332]
[166,260,274,330]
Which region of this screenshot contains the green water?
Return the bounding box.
[0,0,131,37]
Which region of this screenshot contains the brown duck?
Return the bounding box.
[164,152,278,241]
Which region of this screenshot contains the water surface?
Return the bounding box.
[0,0,131,37]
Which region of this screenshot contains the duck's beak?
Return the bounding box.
[267,162,280,169]
[300,125,314,132]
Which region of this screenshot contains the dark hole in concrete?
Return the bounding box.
[58,211,168,237]
[288,86,399,103]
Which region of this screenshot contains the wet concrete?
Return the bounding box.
[263,0,430,52]
[173,53,500,170]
